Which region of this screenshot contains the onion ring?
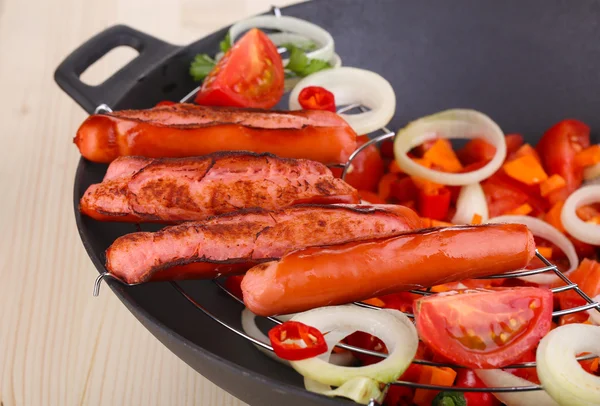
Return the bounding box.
[289,67,396,135]
[394,109,506,186]
[488,215,579,284]
[561,185,600,245]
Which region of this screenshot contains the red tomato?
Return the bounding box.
[155,100,176,107]
[383,385,414,406]
[558,312,590,325]
[380,291,421,314]
[482,171,549,217]
[331,135,385,191]
[380,140,395,159]
[195,29,284,109]
[389,176,418,203]
[457,139,496,165]
[417,186,451,220]
[536,119,591,203]
[344,331,387,366]
[505,134,524,156]
[558,259,600,310]
[455,369,500,406]
[414,288,553,369]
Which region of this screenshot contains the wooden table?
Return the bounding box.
[0,0,301,404]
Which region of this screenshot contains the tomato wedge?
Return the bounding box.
[195,28,284,109]
[414,288,553,369]
[268,321,327,361]
[536,119,591,203]
[331,135,385,191]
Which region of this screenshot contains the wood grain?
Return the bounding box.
[0,0,302,405]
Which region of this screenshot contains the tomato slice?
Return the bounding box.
[268,321,327,361]
[344,331,387,366]
[195,28,284,109]
[331,135,385,191]
[536,119,591,203]
[414,288,553,369]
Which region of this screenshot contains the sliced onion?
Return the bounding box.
[305,377,382,405]
[488,215,579,284]
[537,323,600,405]
[583,162,600,182]
[289,306,418,387]
[394,109,506,186]
[289,67,396,135]
[588,296,600,326]
[452,183,489,224]
[229,15,334,64]
[561,185,600,245]
[475,369,558,406]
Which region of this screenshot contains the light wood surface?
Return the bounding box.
[0,0,303,405]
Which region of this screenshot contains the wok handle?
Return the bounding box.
[54,25,177,114]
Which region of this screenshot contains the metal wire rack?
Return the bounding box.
[90,6,600,405]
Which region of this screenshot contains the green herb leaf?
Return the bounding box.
[280,41,317,53]
[432,391,467,406]
[285,44,331,77]
[189,54,216,81]
[220,32,232,53]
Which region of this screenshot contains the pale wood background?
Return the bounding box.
[0,0,303,405]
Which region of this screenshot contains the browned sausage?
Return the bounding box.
[106,204,422,284]
[80,152,359,222]
[241,224,536,316]
[75,103,357,164]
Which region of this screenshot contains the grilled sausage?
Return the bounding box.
[241,224,536,316]
[75,103,357,164]
[80,152,359,222]
[105,204,422,284]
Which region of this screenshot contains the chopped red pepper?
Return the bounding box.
[455,369,500,406]
[418,186,451,221]
[297,86,336,112]
[268,321,327,361]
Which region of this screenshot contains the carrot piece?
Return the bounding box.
[506,203,533,215]
[588,216,600,225]
[413,366,457,406]
[377,173,398,201]
[510,143,542,163]
[412,157,433,168]
[503,154,549,185]
[540,174,567,197]
[361,297,386,307]
[576,204,600,221]
[574,144,600,167]
[431,219,454,227]
[423,139,463,173]
[537,246,553,259]
[420,217,432,228]
[545,201,565,233]
[471,213,483,224]
[388,160,403,174]
[411,176,443,194]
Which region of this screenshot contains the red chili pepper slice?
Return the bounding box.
[297,86,336,112]
[268,321,327,361]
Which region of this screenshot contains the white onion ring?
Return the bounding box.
[289,67,396,135]
[452,183,489,224]
[588,296,600,326]
[537,323,600,405]
[475,369,558,406]
[289,306,418,387]
[393,109,507,186]
[487,215,579,284]
[229,15,334,64]
[561,185,600,245]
